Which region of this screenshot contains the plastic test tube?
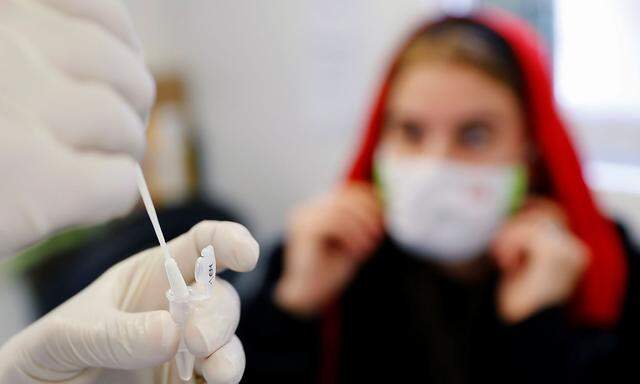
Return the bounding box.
[165,246,216,381]
[136,165,216,381]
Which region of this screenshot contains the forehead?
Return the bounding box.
[388,63,520,118]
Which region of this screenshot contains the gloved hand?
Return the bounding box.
[0,220,259,384]
[0,0,155,256]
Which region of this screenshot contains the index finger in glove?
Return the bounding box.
[36,0,142,52]
[0,26,147,160]
[0,0,155,116]
[118,221,259,312]
[170,221,260,281]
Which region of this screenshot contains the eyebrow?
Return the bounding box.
[456,110,503,122]
[383,110,423,124]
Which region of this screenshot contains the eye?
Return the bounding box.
[457,120,493,150]
[398,120,424,143]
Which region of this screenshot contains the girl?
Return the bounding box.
[239,9,640,384]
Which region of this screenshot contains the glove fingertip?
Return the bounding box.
[191,221,260,272]
[200,336,245,384]
[218,222,260,272]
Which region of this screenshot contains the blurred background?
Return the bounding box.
[1,0,638,344]
[126,0,640,244]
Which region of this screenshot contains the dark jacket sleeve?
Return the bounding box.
[498,306,571,383]
[504,223,640,384]
[238,244,321,383]
[605,223,640,382]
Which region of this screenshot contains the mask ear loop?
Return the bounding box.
[371,148,392,209]
[507,164,529,214]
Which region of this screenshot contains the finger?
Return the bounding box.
[119,221,258,312]
[492,220,531,272]
[350,186,385,236]
[343,206,383,253]
[36,0,143,52]
[520,197,568,225]
[49,151,140,230]
[40,310,179,370]
[184,279,240,358]
[329,210,377,258]
[47,82,147,160]
[1,0,155,116]
[331,192,383,243]
[170,221,260,282]
[196,335,245,384]
[0,26,146,160]
[9,130,140,239]
[335,198,383,240]
[0,102,139,251]
[345,183,384,219]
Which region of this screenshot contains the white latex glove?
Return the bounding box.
[0,220,259,384]
[0,0,155,256]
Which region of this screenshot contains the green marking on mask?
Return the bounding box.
[508,165,528,214]
[372,161,388,208]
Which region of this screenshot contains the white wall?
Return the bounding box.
[554,0,640,120]
[554,0,640,243]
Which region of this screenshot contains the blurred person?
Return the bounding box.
[0,1,258,383]
[239,9,640,384]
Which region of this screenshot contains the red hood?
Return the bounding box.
[346,9,627,328]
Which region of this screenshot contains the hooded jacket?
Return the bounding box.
[347,8,626,329]
[238,9,639,384]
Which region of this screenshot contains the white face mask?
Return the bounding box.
[375,154,526,263]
